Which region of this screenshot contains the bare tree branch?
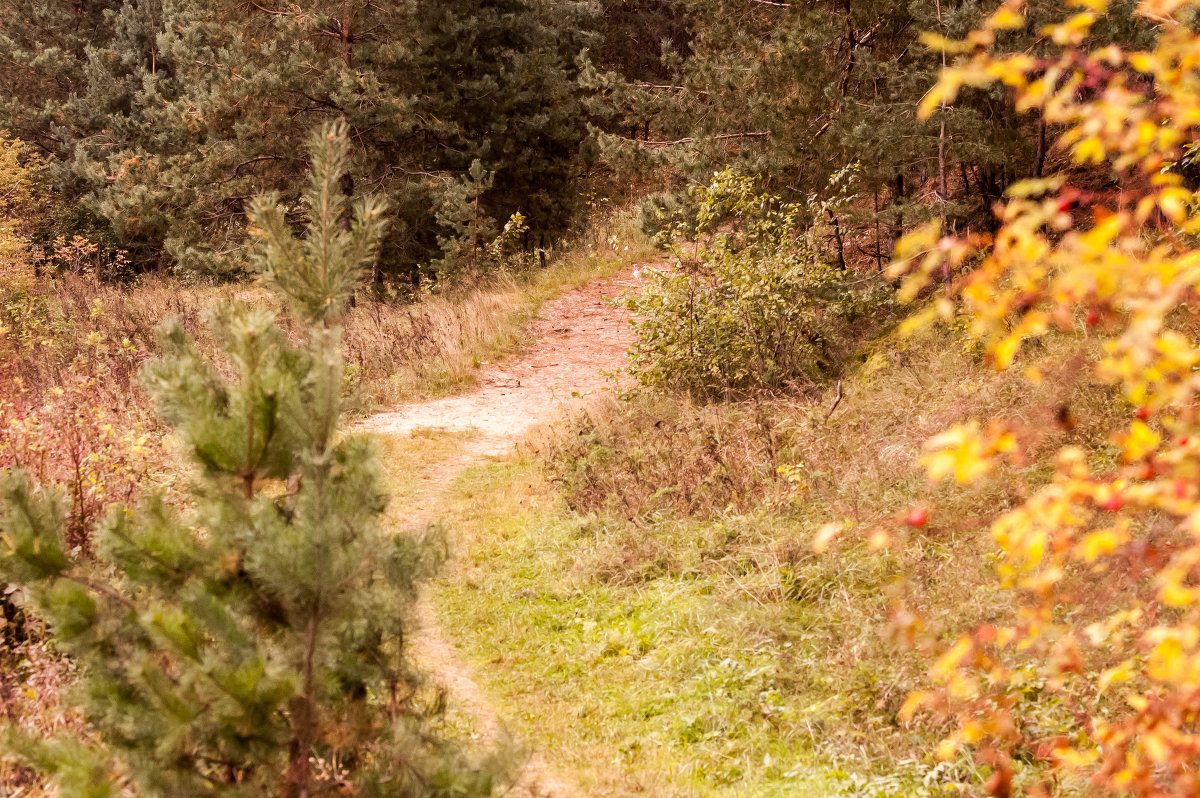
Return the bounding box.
[619,131,771,148]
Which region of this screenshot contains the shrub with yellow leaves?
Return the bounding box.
[892,1,1200,794]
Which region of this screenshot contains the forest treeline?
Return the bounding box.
[0,0,1153,284]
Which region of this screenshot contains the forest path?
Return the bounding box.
[360,271,637,797]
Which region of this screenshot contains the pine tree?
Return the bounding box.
[0,121,497,797]
[0,0,595,280]
[588,0,1152,254]
[395,0,593,277]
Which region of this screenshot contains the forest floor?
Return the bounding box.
[361,269,639,797]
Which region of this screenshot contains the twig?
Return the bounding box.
[622,131,771,149]
[631,83,711,97]
[822,380,843,422]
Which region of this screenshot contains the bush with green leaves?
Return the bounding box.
[626,168,889,397]
[0,122,498,797]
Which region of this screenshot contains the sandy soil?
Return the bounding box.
[366,272,636,455]
[361,270,638,797]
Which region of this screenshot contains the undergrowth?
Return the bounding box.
[625,169,892,398]
[419,324,1125,796]
[0,209,653,797]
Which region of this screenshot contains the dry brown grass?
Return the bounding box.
[540,326,1120,526]
[535,394,785,519]
[0,273,507,412]
[0,255,632,418]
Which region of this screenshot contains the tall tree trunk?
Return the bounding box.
[339,172,357,308]
[1034,114,1046,179]
[873,186,883,271]
[826,209,846,270]
[284,608,320,798]
[935,0,948,243]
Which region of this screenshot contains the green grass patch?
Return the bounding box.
[426,456,925,797]
[375,428,479,523]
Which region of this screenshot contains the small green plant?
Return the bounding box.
[625,168,889,398]
[434,159,498,278]
[484,211,529,272]
[0,121,497,797]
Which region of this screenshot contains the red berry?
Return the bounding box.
[1086,309,1100,326]
[1103,494,1125,512]
[1057,198,1074,213]
[907,507,929,528]
[1136,406,1151,421]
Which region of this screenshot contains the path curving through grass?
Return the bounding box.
[361,270,637,797]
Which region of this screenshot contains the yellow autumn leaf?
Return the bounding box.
[1079,528,1123,562]
[960,720,985,744]
[1046,12,1097,46]
[898,690,931,722]
[1054,745,1100,768]
[1143,732,1170,764]
[1161,581,1195,607]
[923,423,994,484]
[1127,52,1155,73]
[932,636,974,679]
[1122,420,1161,461]
[1146,636,1187,683]
[1158,186,1194,223]
[992,333,1024,370]
[897,305,940,336]
[918,75,962,120]
[1098,660,1136,693]
[993,431,1017,454]
[1073,136,1106,164]
[989,5,1026,29]
[918,31,978,55]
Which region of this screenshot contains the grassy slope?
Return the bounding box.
[409,326,1122,797]
[431,457,842,797]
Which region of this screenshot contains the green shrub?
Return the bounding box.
[625,168,891,398]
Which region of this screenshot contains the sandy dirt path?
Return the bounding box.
[361,271,637,797]
[367,273,636,456]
